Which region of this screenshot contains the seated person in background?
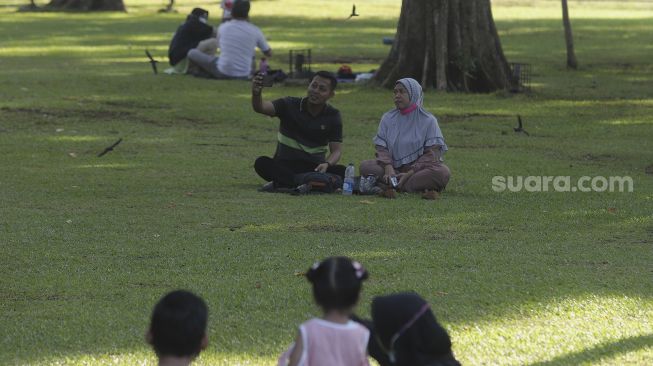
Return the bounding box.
[220,0,234,22]
[188,0,271,79]
[252,71,346,191]
[354,292,461,366]
[167,8,217,74]
[146,290,209,366]
[360,78,451,197]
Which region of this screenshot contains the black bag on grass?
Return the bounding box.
[294,172,343,193]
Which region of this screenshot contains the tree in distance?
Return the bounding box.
[374,0,516,93]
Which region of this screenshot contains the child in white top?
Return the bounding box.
[279,257,371,366]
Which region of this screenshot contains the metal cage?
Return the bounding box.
[509,62,531,92]
[288,49,312,78]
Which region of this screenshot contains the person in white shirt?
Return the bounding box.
[188,0,271,79]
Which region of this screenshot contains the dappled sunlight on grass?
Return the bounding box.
[122,34,171,43]
[0,45,138,57]
[452,294,653,365]
[560,208,634,220]
[541,99,653,109]
[239,223,285,233]
[600,119,652,126]
[252,0,400,20]
[45,135,105,142]
[493,1,653,20]
[254,40,312,50]
[30,349,277,366]
[622,215,652,226]
[76,163,137,169]
[44,135,174,145]
[348,249,403,260]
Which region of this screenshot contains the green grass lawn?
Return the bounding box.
[1,0,652,365]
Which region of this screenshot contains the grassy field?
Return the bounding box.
[1,0,652,365]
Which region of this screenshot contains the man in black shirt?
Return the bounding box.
[251,71,346,190]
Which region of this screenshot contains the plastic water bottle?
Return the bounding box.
[259,57,269,74]
[343,163,355,195]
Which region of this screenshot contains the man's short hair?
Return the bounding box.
[231,0,250,18]
[149,290,208,357]
[315,71,338,91]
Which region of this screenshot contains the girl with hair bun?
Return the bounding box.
[278,257,371,366]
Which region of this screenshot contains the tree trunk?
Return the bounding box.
[374,0,515,93]
[46,0,125,11]
[159,0,175,13]
[562,0,578,69]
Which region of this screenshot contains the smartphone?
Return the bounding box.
[390,176,398,188]
[261,74,275,87]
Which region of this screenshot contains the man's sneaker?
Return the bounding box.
[359,175,377,194]
[258,181,276,193]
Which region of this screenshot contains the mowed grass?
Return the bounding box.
[0,0,652,365]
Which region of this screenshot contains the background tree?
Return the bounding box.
[562,0,578,69]
[44,0,125,11]
[374,0,515,93]
[18,0,38,11]
[159,0,175,13]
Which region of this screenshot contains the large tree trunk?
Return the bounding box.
[374,0,515,93]
[46,0,125,11]
[561,0,578,69]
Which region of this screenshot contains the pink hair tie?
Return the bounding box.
[352,261,365,279]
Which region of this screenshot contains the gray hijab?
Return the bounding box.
[373,78,447,168]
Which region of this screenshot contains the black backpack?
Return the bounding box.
[293,172,343,193]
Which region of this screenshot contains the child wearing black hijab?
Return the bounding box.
[354,292,461,366]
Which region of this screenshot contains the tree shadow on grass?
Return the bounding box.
[528,333,653,366]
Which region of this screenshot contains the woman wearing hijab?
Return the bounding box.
[354,293,460,366]
[360,78,450,197]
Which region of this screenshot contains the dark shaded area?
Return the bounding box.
[19,0,126,12]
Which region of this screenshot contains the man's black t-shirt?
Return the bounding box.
[272,97,342,164]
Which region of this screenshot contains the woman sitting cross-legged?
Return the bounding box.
[360,78,450,198]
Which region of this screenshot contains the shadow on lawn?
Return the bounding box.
[528,333,653,366]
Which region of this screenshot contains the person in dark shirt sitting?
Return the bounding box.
[251,71,346,191]
[167,8,217,74]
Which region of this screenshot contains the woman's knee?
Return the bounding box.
[404,164,451,192]
[436,164,451,190]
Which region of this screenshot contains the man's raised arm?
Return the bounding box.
[251,74,276,117]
